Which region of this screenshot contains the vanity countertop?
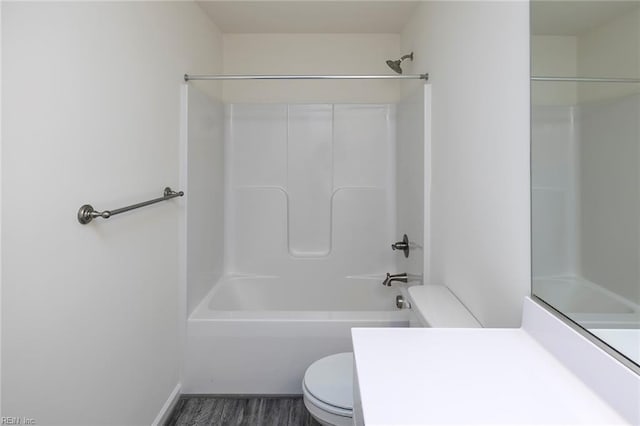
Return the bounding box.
[352,326,629,425]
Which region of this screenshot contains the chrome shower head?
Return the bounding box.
[386,52,414,74]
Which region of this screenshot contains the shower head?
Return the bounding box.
[386,60,403,74]
[386,52,414,74]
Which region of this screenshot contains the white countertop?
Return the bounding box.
[352,326,629,425]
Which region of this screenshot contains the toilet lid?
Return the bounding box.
[303,352,353,411]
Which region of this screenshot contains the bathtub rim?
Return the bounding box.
[190,274,412,321]
[532,275,640,314]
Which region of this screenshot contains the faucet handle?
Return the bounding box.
[391,234,410,258]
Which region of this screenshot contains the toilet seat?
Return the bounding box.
[302,352,353,425]
[303,381,352,417]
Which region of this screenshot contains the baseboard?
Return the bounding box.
[152,383,182,426]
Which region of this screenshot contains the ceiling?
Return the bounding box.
[531,1,640,36]
[196,1,420,33]
[198,1,640,37]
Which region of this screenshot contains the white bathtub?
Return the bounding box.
[184,275,410,394]
[590,329,640,365]
[533,276,640,328]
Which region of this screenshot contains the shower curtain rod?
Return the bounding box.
[184,73,429,81]
[532,76,640,83]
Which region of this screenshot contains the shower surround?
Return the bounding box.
[182,82,427,394]
[182,87,425,394]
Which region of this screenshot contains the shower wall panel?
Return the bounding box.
[395,89,426,281]
[186,88,225,315]
[229,104,287,187]
[333,105,393,188]
[531,105,577,278]
[287,105,333,256]
[226,103,396,278]
[578,94,640,303]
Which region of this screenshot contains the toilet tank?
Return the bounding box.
[407,285,481,328]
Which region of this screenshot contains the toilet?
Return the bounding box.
[302,352,354,426]
[302,284,481,426]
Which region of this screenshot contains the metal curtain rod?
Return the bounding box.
[184,73,429,81]
[77,187,184,225]
[532,76,640,83]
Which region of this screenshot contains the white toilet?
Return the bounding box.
[302,284,481,426]
[302,352,354,426]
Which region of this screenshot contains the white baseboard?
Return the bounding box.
[152,383,181,426]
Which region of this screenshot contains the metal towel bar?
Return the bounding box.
[77,187,184,225]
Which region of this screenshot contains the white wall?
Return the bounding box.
[2,3,221,424]
[401,1,530,327]
[222,34,401,103]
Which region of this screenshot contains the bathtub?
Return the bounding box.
[533,276,640,328]
[184,275,410,394]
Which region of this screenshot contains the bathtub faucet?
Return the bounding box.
[382,272,408,286]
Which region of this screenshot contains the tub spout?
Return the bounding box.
[382,272,408,286]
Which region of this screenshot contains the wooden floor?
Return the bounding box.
[165,396,323,426]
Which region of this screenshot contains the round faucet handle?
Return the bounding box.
[391,234,410,258]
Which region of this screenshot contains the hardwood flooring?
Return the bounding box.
[165,396,323,426]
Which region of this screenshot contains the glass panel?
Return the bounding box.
[531,1,640,367]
